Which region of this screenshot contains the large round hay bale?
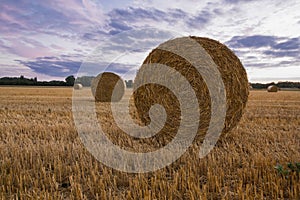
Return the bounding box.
[91,72,125,102]
[267,85,278,92]
[74,83,83,90]
[132,36,249,142]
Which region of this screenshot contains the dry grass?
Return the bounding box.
[0,87,299,199]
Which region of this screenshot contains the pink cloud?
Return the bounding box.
[7,39,55,59]
[38,0,106,27]
[50,44,66,50]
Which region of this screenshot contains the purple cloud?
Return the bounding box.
[0,37,54,58]
[227,35,277,48]
[224,0,257,3]
[16,58,82,77]
[273,38,299,50]
[187,11,212,28]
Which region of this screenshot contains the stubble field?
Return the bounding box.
[0,87,299,199]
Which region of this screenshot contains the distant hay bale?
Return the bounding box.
[267,85,278,92]
[249,83,253,90]
[132,36,249,142]
[91,72,125,102]
[74,83,83,90]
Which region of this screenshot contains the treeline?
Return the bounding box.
[0,75,134,88]
[251,81,300,89]
[0,75,75,86]
[0,75,298,89]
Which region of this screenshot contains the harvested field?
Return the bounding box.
[0,87,299,199]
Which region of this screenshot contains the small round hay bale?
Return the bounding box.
[132,36,249,142]
[249,83,253,90]
[74,83,83,90]
[267,85,278,92]
[91,72,125,102]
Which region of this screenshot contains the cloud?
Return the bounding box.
[14,53,87,77]
[273,38,299,50]
[27,6,182,41]
[187,11,212,28]
[108,7,165,23]
[107,20,133,35]
[224,0,257,3]
[248,65,300,83]
[279,60,300,66]
[263,50,299,58]
[0,63,66,81]
[82,33,99,41]
[227,35,277,48]
[226,36,300,59]
[0,0,105,40]
[0,2,69,33]
[109,21,132,31]
[226,35,299,75]
[15,53,139,78]
[0,37,54,58]
[81,28,176,56]
[105,6,219,36]
[132,0,214,15]
[17,58,82,77]
[78,61,137,76]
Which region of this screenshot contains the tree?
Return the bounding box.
[125,80,133,88]
[76,76,94,86]
[65,75,75,86]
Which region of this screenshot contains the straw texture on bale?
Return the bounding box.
[267,85,278,92]
[74,83,83,90]
[132,36,249,142]
[91,72,125,102]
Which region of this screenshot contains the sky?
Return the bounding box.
[0,0,299,83]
